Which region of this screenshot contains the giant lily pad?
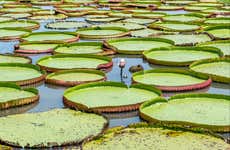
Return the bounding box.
[0,63,45,85]
[82,123,230,149]
[155,33,211,46]
[0,16,13,22]
[162,14,204,23]
[0,7,41,13]
[132,68,211,91]
[22,32,79,43]
[197,40,230,56]
[190,57,230,83]
[29,14,68,21]
[1,13,31,19]
[85,16,123,23]
[204,25,230,39]
[123,18,156,24]
[63,82,161,112]
[104,38,173,54]
[76,27,130,39]
[149,22,201,32]
[37,54,113,72]
[53,42,105,55]
[204,17,230,25]
[143,46,222,66]
[0,28,31,40]
[140,93,230,132]
[46,69,106,86]
[0,109,108,148]
[0,20,39,30]
[131,28,166,37]
[0,82,39,110]
[0,54,31,64]
[157,5,184,10]
[15,41,61,54]
[96,22,146,31]
[132,12,166,19]
[45,21,89,30]
[189,2,224,7]
[63,0,96,4]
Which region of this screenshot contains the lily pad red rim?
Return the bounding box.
[189,57,230,83]
[0,28,31,41]
[0,82,39,110]
[132,68,212,91]
[63,81,162,113]
[37,54,113,72]
[0,63,46,86]
[140,93,230,132]
[45,69,107,87]
[21,31,80,43]
[14,41,63,54]
[143,46,223,66]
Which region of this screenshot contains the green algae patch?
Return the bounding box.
[15,41,61,54]
[143,46,222,66]
[156,33,211,46]
[149,22,201,32]
[22,32,79,43]
[204,25,230,39]
[45,21,89,30]
[0,109,108,148]
[37,54,113,72]
[63,81,161,112]
[140,94,230,132]
[197,40,230,56]
[54,42,104,54]
[0,28,31,40]
[104,38,173,54]
[132,68,211,91]
[76,27,130,39]
[0,54,31,64]
[46,69,106,86]
[0,20,39,30]
[190,57,230,83]
[0,82,38,110]
[82,123,230,149]
[0,63,45,85]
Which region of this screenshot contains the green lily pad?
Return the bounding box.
[204,25,230,39]
[82,123,229,149]
[0,28,31,40]
[190,57,230,83]
[0,63,45,85]
[32,10,56,15]
[156,33,211,45]
[165,0,196,5]
[131,28,166,37]
[0,54,31,64]
[184,6,214,11]
[201,8,230,15]
[123,18,156,24]
[140,93,230,132]
[76,27,129,39]
[29,14,68,21]
[0,20,39,30]
[0,16,13,22]
[85,16,123,23]
[46,69,106,86]
[96,22,146,31]
[108,12,132,18]
[0,82,38,110]
[54,42,104,54]
[149,22,201,32]
[189,2,224,7]
[45,21,89,30]
[63,0,96,4]
[204,17,230,25]
[157,5,184,10]
[22,32,79,42]
[63,82,161,112]
[56,6,96,12]
[1,13,31,19]
[105,37,173,54]
[143,46,222,66]
[197,40,230,56]
[15,41,61,54]
[0,109,108,148]
[37,54,112,72]
[132,68,211,91]
[132,12,166,19]
[162,14,204,23]
[0,7,41,13]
